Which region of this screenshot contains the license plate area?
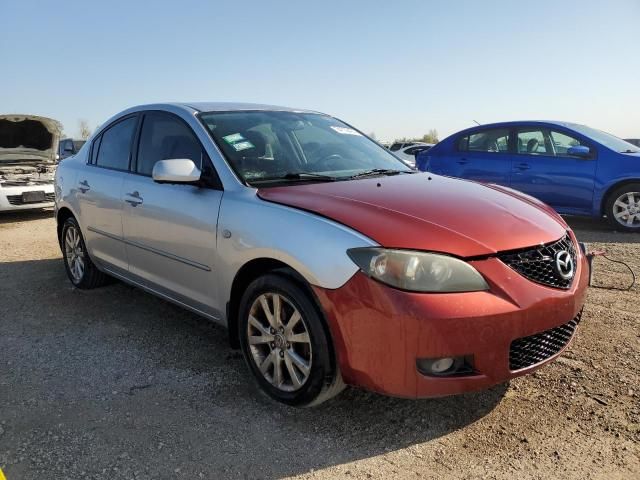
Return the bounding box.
[22,191,46,203]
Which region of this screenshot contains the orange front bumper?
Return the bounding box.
[313,251,589,399]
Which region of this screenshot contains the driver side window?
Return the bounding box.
[550,130,585,157]
[136,113,203,176]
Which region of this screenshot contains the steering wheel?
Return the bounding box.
[314,154,344,170]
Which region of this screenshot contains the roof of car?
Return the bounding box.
[461,120,585,131]
[172,102,322,114]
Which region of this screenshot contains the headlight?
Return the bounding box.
[347,248,489,293]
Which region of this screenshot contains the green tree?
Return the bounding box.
[421,129,439,144]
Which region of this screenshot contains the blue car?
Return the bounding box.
[416,121,640,231]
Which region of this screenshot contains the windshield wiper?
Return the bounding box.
[282,172,337,180]
[249,171,337,184]
[620,149,639,154]
[349,168,413,180]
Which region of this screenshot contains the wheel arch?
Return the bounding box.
[600,179,640,215]
[56,206,77,247]
[226,257,336,378]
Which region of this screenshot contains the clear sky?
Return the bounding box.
[1,0,639,142]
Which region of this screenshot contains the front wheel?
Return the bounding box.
[238,274,344,407]
[606,183,640,232]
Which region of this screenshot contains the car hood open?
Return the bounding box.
[257,173,568,258]
[0,114,63,165]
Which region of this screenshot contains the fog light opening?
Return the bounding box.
[416,356,474,377]
[431,357,455,373]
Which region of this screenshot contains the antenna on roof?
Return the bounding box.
[473,119,481,126]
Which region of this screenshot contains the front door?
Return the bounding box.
[121,112,223,317]
[510,127,596,213]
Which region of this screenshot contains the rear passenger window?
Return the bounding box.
[136,113,203,176]
[95,117,137,170]
[458,128,510,153]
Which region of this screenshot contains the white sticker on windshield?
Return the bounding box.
[232,141,254,152]
[330,126,362,136]
[222,133,245,144]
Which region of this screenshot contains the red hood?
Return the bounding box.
[257,173,568,257]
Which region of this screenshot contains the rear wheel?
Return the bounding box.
[238,274,344,406]
[606,183,640,232]
[61,217,109,289]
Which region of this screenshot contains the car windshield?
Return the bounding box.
[569,124,639,153]
[199,111,412,185]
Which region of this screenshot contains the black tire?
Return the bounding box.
[60,217,110,289]
[605,183,640,232]
[238,273,344,407]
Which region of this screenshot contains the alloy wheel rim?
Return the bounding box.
[247,292,312,392]
[64,226,85,283]
[613,191,640,228]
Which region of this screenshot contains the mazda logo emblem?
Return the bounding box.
[554,251,574,280]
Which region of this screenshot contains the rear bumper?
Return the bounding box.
[0,184,55,211]
[313,237,589,399]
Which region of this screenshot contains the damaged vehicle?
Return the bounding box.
[0,114,63,211]
[55,103,588,407]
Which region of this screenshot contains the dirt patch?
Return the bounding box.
[0,212,638,479]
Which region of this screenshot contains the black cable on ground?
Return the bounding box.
[591,254,636,291]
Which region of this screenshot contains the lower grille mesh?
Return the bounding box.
[509,311,582,370]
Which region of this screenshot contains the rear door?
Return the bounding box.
[121,111,224,317]
[510,126,596,213]
[76,115,138,272]
[431,127,512,184]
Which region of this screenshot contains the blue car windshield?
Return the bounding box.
[569,124,639,153]
[199,111,411,184]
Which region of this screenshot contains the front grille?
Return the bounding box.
[498,234,576,289]
[509,311,581,370]
[6,192,54,205]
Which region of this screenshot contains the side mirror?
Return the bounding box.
[63,144,74,153]
[567,145,591,158]
[152,159,202,184]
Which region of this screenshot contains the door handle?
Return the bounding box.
[457,158,468,165]
[78,180,90,193]
[125,191,143,206]
[515,163,531,170]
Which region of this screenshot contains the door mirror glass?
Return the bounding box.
[152,159,201,183]
[567,145,591,158]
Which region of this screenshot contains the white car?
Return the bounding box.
[393,143,434,167]
[0,114,62,211]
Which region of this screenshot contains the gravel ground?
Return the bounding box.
[0,211,638,480]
